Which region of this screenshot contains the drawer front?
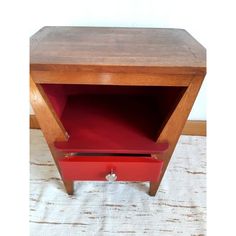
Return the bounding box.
[58,156,163,182]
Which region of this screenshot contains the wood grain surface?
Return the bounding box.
[30,129,206,235]
[30,27,206,75]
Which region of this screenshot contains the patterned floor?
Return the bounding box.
[30,129,206,236]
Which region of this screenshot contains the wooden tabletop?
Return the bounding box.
[30,26,206,75]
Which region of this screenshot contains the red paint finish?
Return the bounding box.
[41,84,67,118]
[58,156,164,182]
[54,95,168,154]
[55,141,168,154]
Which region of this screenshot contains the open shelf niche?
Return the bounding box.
[41,84,186,154]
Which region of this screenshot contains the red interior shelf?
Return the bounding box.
[54,94,168,154]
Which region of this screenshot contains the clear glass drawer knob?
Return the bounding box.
[105,171,117,182]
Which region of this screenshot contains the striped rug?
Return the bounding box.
[30,130,206,236]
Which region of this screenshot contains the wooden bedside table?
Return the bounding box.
[30,26,206,196]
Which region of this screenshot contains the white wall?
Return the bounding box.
[29,0,207,120]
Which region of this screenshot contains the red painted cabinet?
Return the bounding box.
[47,84,170,185]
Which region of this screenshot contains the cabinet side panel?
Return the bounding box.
[30,77,68,143]
[150,75,205,195]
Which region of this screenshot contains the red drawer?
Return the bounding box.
[58,156,163,182]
